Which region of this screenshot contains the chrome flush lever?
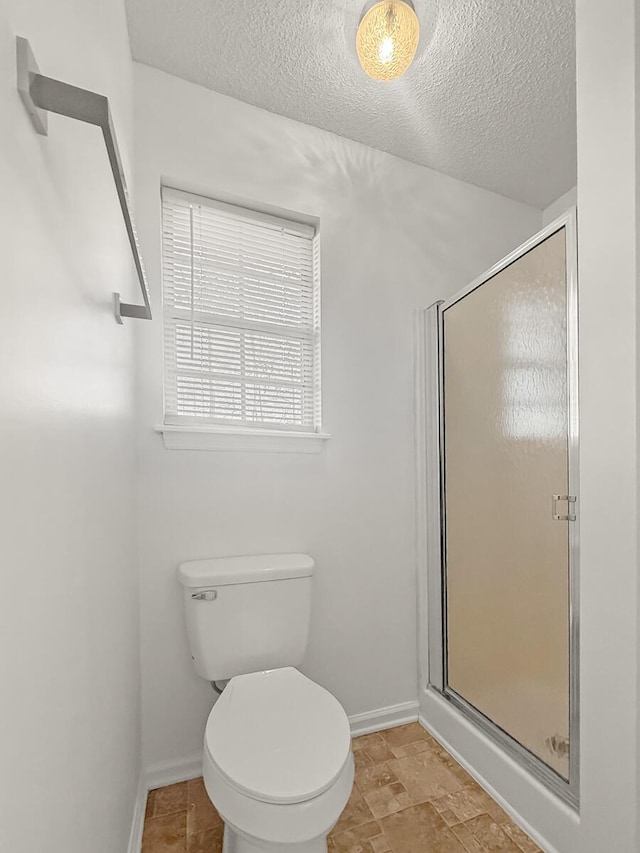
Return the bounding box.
[552,495,577,522]
[191,590,217,601]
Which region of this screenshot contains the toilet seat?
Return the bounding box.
[205,667,352,805]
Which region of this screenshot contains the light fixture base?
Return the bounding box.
[359,0,415,20]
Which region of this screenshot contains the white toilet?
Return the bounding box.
[178,553,354,853]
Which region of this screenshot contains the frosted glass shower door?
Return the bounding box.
[442,227,574,783]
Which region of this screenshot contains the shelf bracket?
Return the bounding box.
[16,36,152,324]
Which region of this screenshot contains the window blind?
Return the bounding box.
[162,188,321,431]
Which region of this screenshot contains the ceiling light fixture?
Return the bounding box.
[356,0,420,82]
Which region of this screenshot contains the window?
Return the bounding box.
[161,188,323,448]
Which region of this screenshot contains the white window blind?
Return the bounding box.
[162,188,321,432]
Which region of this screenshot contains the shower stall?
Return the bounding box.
[417,211,579,806]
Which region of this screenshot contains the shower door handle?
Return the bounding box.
[552,495,577,522]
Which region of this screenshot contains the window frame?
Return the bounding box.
[157,187,329,452]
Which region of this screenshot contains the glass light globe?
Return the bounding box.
[356,1,420,81]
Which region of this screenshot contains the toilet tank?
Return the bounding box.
[178,553,314,681]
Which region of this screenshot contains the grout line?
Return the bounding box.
[146,806,189,821]
[142,724,541,853]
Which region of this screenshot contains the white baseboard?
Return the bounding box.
[144,751,203,791]
[140,700,420,793]
[127,753,204,853]
[349,700,419,737]
[128,702,419,852]
[126,774,148,853]
[418,714,557,853]
[131,705,556,853]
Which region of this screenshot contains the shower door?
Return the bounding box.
[424,212,579,805]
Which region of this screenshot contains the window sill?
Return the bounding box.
[155,424,331,453]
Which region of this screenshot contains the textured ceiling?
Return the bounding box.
[125,0,576,208]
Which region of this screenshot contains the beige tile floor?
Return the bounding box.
[141,722,541,853]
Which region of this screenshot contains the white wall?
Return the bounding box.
[575,0,639,849]
[543,187,577,226]
[133,63,540,773]
[0,3,141,852]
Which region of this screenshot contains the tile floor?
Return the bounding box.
[141,722,541,853]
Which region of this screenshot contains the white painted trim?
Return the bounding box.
[133,707,555,853]
[349,701,419,737]
[129,703,420,853]
[419,713,558,853]
[418,692,578,853]
[138,701,420,805]
[126,775,148,853]
[127,755,204,853]
[144,751,203,791]
[413,308,431,695]
[156,424,331,453]
[413,304,445,694]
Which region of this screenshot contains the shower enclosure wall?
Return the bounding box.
[417,211,579,807]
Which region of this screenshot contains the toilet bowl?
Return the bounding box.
[202,667,354,853]
[178,554,354,850]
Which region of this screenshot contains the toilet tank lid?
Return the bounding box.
[178,553,314,588]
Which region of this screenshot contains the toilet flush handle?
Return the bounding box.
[191,590,217,601]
